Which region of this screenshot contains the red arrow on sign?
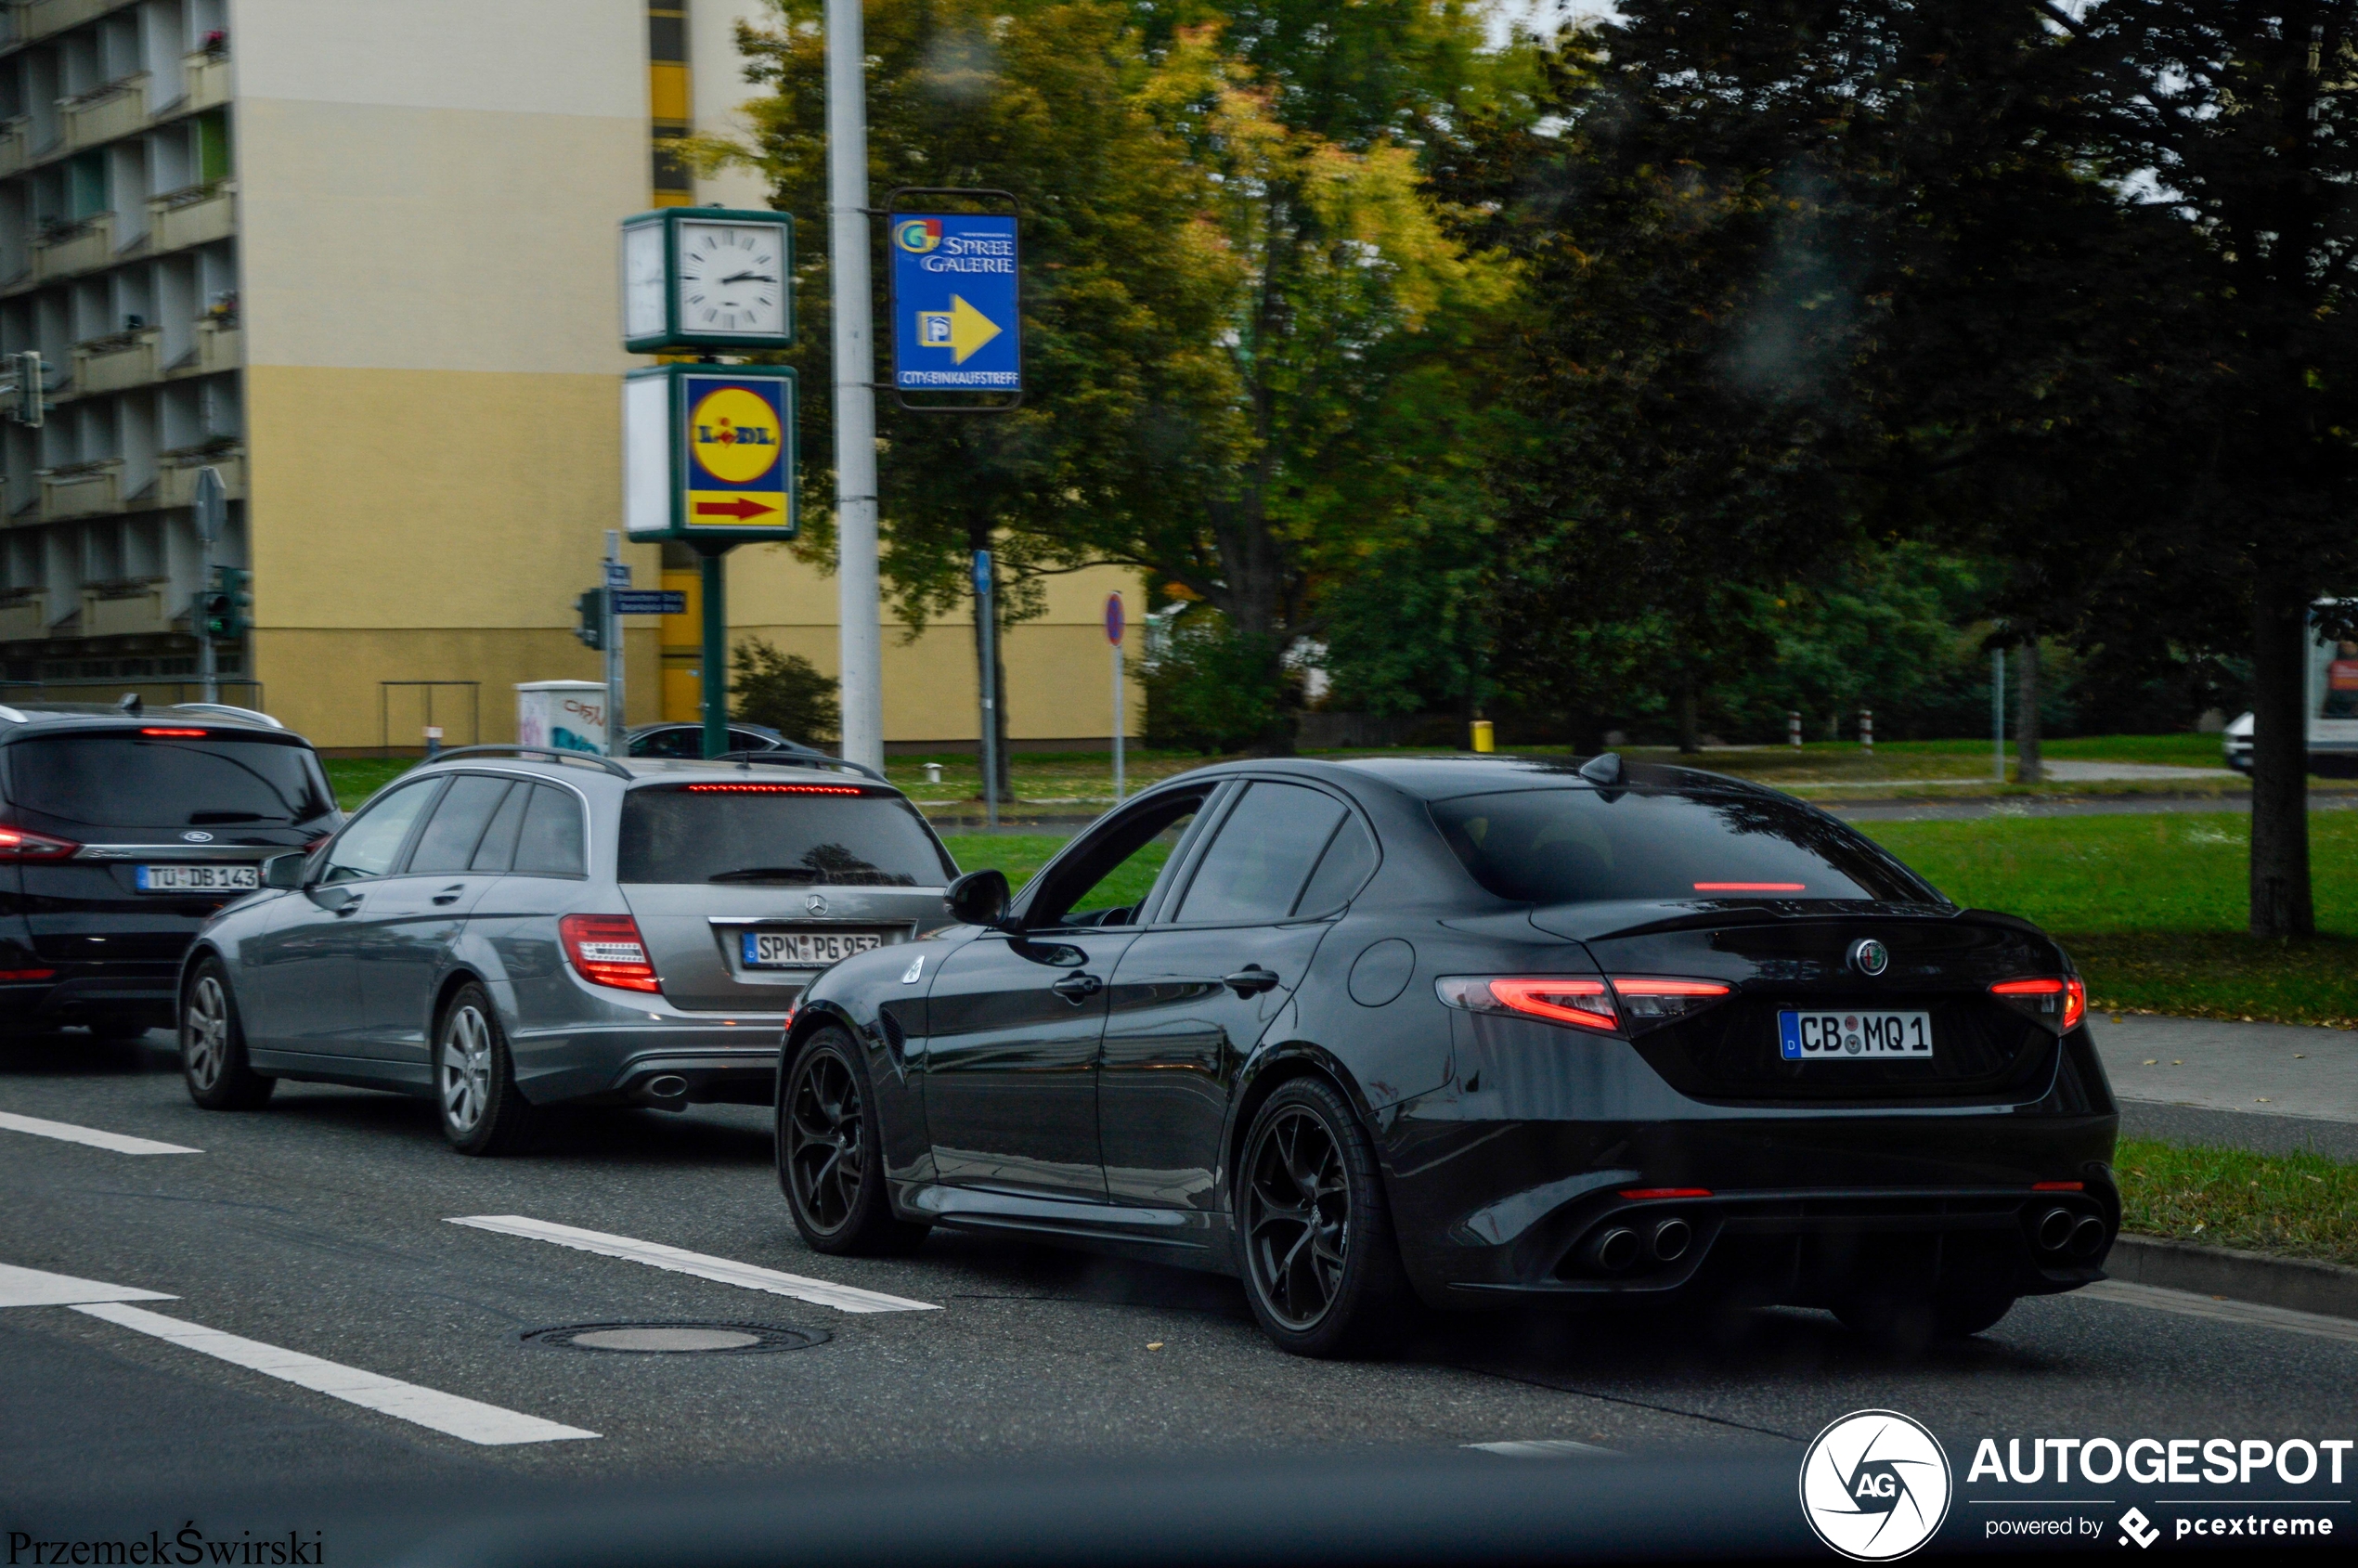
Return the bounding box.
[693,498,778,521]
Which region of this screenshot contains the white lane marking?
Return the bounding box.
[1467,1439,1620,1458]
[2078,1280,2358,1344]
[0,1110,200,1156]
[0,1262,177,1308]
[70,1302,599,1445]
[447,1214,939,1314]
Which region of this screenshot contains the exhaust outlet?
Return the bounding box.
[2034,1206,2077,1251]
[1650,1217,1692,1263]
[2069,1215,2107,1259]
[1588,1227,1641,1273]
[644,1074,689,1101]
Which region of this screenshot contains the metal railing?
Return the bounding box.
[379,680,480,757]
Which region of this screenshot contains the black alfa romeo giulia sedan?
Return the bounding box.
[776,755,2116,1357]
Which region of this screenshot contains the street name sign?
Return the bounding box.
[890,212,1019,393]
[623,364,798,542]
[613,590,687,616]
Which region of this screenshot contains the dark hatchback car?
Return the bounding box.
[780,754,2117,1357]
[0,702,338,1037]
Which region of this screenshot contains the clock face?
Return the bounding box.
[676,220,787,337]
[622,223,667,341]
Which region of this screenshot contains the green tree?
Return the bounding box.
[730,637,841,742]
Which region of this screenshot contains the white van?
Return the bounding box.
[2223,600,2358,775]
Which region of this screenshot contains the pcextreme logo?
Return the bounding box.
[893,218,941,253]
[1799,1409,1954,1562]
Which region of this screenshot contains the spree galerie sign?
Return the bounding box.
[890,212,1020,392]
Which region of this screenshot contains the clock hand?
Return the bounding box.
[717,271,776,285]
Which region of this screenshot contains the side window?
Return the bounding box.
[469,781,531,872]
[512,784,587,877]
[1294,815,1377,915]
[1172,783,1348,926]
[634,728,696,758]
[406,777,513,875]
[1026,791,1208,928]
[319,779,440,884]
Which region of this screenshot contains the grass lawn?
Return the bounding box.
[1860,812,2358,1025]
[939,833,1170,911]
[2116,1138,2358,1267]
[323,757,415,810]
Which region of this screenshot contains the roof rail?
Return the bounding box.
[717,749,891,785]
[426,745,634,781]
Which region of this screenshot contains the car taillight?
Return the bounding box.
[1608,976,1731,1020]
[0,967,58,982]
[0,826,77,862]
[1437,976,1618,1031]
[1990,976,2086,1032]
[559,914,661,993]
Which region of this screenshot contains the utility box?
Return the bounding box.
[515,680,609,755]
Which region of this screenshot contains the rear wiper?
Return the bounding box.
[707,867,823,883]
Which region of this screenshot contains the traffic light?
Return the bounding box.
[574,588,607,650]
[198,565,250,640]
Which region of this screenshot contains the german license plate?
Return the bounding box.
[1780,1009,1933,1060]
[741,929,884,967]
[136,863,259,894]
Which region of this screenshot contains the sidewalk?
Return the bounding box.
[2094,1014,2358,1160]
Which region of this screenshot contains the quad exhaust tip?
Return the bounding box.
[1589,1227,1641,1273]
[2069,1214,2107,1258]
[644,1074,689,1100]
[1649,1217,1691,1263]
[2035,1206,2078,1252]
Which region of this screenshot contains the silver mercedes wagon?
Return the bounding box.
[174,747,956,1153]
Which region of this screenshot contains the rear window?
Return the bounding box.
[617,784,955,886]
[1429,788,1941,906]
[4,732,337,829]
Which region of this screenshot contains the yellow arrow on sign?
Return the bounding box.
[945,294,1002,365]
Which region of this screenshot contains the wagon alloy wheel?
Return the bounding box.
[440,1004,494,1135]
[1245,1108,1353,1330]
[184,976,227,1092]
[787,1048,866,1234]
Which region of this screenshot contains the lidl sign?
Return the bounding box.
[889,211,1019,394]
[622,365,797,541]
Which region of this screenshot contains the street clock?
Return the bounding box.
[619,208,795,354]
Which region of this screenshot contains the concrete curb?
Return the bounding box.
[2108,1234,2358,1321]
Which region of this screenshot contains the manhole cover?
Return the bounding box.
[520,1321,827,1354]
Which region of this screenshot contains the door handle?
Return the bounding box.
[431,885,466,905]
[1050,972,1103,1004]
[1223,965,1279,996]
[333,899,363,917]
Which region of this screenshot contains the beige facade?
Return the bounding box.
[0,0,1144,753]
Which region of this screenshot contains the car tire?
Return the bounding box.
[181,958,275,1110]
[778,1026,928,1256]
[1236,1075,1411,1359]
[436,982,538,1157]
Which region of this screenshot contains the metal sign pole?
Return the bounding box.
[976,549,997,835]
[701,548,729,758]
[193,466,225,706]
[826,0,885,774]
[603,530,626,756]
[1106,592,1126,803]
[1992,647,2006,782]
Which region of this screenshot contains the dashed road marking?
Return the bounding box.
[0,1109,200,1156]
[1466,1439,1620,1458]
[71,1302,599,1445]
[2079,1280,2358,1344]
[0,1262,177,1308]
[447,1214,940,1314]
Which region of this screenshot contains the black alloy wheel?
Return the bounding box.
[180,956,274,1110]
[1237,1075,1409,1357]
[779,1028,926,1255]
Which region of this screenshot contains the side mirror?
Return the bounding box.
[261,851,307,890]
[944,868,1012,930]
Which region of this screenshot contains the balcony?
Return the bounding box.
[83,577,171,638]
[149,181,231,252]
[20,0,113,46]
[0,590,46,643]
[158,446,243,506]
[32,213,112,281]
[171,317,239,377]
[72,326,159,394]
[39,458,123,521]
[183,47,230,113]
[61,74,148,152]
[0,117,31,179]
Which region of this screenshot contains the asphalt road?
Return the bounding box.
[6,1031,2354,1536]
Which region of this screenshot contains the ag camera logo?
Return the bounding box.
[1800,1409,1953,1561]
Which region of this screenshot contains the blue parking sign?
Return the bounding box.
[889,213,1020,392]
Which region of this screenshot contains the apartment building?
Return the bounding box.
[0,0,1140,753]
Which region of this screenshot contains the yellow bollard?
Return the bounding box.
[1471,719,1496,754]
